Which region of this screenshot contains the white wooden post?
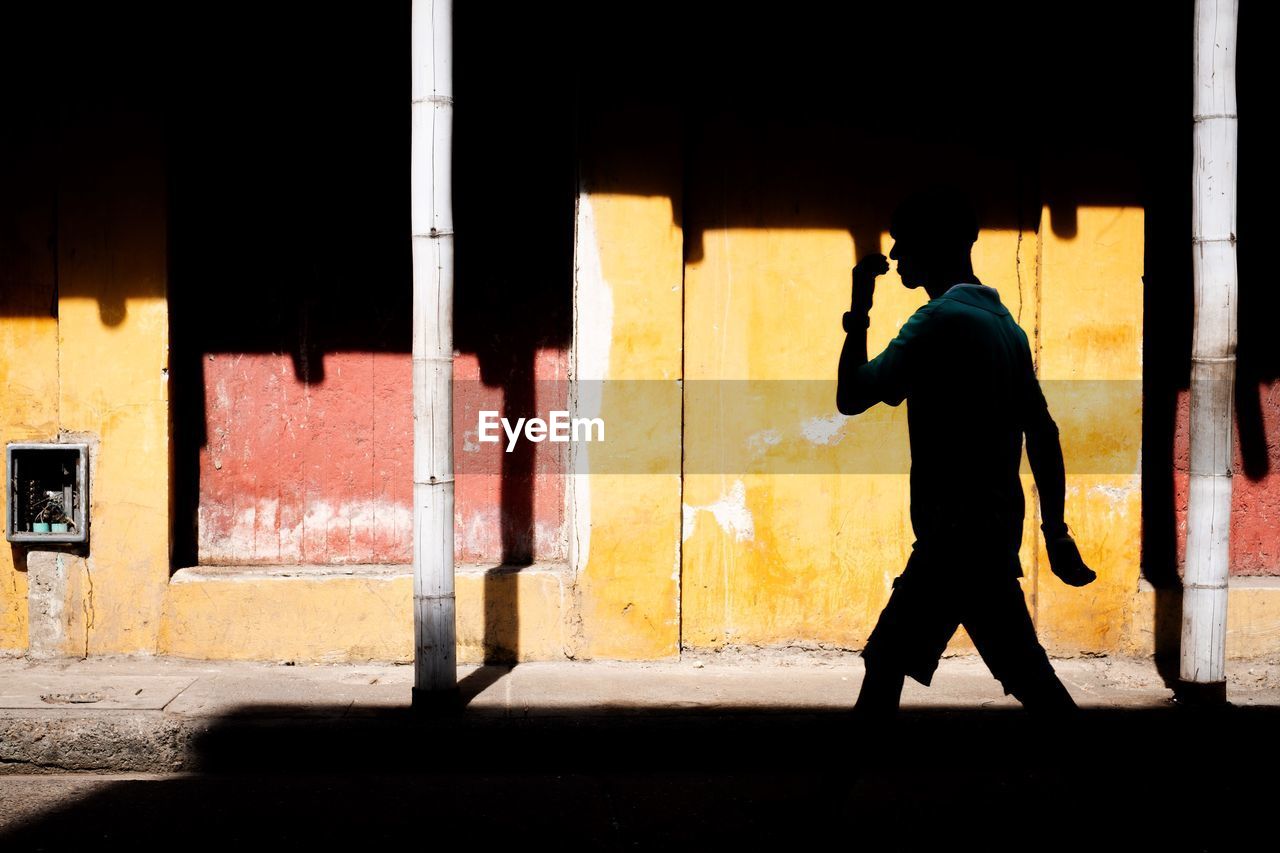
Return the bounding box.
[411,0,457,706]
[1182,0,1238,702]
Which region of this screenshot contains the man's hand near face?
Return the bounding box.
[852,252,890,314]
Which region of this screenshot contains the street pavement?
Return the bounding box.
[1,654,1277,850]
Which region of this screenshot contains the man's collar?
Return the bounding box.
[940,282,1009,315]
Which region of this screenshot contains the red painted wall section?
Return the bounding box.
[198,349,566,566]
[1173,380,1280,576]
[453,350,568,565]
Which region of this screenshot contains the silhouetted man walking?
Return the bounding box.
[837,188,1095,719]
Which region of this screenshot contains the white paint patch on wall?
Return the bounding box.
[1090,483,1135,501]
[25,552,67,657]
[534,520,567,560]
[457,507,497,558]
[200,498,414,564]
[569,191,614,576]
[682,503,699,543]
[683,480,755,543]
[1090,482,1137,515]
[801,413,847,446]
[747,428,782,456]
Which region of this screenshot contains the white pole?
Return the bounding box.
[411,0,457,706]
[1182,0,1238,702]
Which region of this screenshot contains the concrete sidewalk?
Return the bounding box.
[2,653,1278,773]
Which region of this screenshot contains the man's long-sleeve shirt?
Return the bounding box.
[837,283,1064,578]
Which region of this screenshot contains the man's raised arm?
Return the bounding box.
[837,254,925,416]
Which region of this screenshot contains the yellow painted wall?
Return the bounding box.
[158,567,569,663]
[160,573,414,662]
[677,133,1146,658]
[1035,204,1145,653]
[569,108,685,659]
[0,313,58,652]
[680,224,1043,652]
[681,228,910,649]
[0,108,171,657]
[1123,581,1280,661]
[0,127,57,650]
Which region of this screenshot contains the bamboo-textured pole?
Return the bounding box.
[411,0,457,705]
[1182,0,1238,700]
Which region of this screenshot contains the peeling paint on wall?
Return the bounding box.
[800,414,847,446]
[747,428,782,456]
[1090,483,1135,505]
[199,498,414,565]
[683,480,755,544]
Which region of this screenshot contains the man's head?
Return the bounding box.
[888,187,979,291]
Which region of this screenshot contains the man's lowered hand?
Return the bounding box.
[1045,534,1096,587]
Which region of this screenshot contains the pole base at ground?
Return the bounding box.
[1173,679,1227,708]
[412,686,462,715]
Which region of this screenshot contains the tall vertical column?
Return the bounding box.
[1182,0,1238,702]
[411,0,457,705]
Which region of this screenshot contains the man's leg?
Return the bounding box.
[854,660,906,721]
[855,568,957,722]
[1008,666,1078,715]
[963,577,1078,717]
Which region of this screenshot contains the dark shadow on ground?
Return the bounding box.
[455,663,512,705]
[1,702,1277,850]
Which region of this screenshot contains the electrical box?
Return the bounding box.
[6,443,89,545]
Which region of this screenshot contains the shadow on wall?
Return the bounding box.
[0,2,574,663]
[167,3,576,660]
[2,2,1277,669]
[163,3,574,585]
